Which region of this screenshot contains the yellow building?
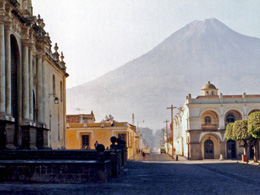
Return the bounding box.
[66,114,140,159]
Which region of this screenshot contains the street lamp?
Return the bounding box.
[54,97,59,104]
[49,94,59,149]
[54,96,60,149]
[49,93,59,149]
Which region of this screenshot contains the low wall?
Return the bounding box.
[0,149,123,183]
[0,137,127,183]
[0,160,111,183]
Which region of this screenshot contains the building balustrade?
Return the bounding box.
[201,123,218,130]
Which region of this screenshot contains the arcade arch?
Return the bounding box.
[201,110,219,129]
[201,134,221,159]
[225,109,242,126]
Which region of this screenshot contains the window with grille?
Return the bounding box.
[226,114,235,124]
[82,135,89,149]
[205,116,211,125]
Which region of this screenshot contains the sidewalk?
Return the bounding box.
[237,160,260,166]
[131,152,260,165]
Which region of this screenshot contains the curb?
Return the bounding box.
[237,160,260,165]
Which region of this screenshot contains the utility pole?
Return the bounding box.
[164,120,169,153]
[167,105,176,157]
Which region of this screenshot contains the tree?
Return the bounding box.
[225,123,234,140]
[233,120,250,157]
[248,112,260,162]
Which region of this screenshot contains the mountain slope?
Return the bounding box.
[67,18,260,129]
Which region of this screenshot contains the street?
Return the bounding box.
[1,153,260,194]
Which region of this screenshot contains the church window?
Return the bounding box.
[205,116,211,125]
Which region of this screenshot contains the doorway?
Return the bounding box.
[227,140,236,159]
[204,139,214,159]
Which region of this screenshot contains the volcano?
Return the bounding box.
[67,18,260,129]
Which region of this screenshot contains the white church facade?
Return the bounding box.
[173,82,260,160]
[0,0,68,149]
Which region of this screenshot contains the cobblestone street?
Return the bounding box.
[1,153,260,194]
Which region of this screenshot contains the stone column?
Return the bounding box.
[29,48,37,148]
[29,47,33,121]
[28,0,32,14]
[219,116,225,129]
[22,44,29,120]
[220,141,226,159]
[0,22,5,114]
[36,54,43,123]
[42,56,46,124]
[42,56,47,148]
[5,24,11,115]
[23,0,28,10]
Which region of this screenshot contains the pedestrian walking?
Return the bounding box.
[142,151,146,160]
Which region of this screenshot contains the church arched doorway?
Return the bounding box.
[227,140,236,159]
[11,35,20,146]
[204,139,214,159]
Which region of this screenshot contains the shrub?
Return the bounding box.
[248,112,260,139]
[233,120,249,140]
[225,123,234,140]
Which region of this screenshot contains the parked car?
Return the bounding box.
[160,147,166,154]
[142,147,150,154]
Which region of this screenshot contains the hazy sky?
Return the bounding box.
[32,0,260,88]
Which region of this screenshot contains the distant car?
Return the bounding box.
[142,147,150,155]
[160,147,166,154]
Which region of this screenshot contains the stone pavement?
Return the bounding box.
[1,153,260,194]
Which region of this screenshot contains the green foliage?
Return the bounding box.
[225,123,234,140]
[233,120,250,140]
[248,112,260,139]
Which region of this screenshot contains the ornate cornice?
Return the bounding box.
[1,0,69,77]
[8,0,20,7]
